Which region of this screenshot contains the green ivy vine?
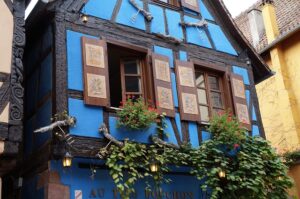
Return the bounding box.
[104,113,293,199]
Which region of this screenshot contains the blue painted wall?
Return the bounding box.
[80,0,239,57]
[83,0,117,20]
[109,116,156,143]
[252,125,260,136]
[68,98,103,138]
[179,51,188,61]
[50,159,208,199]
[116,0,146,30]
[165,9,184,40]
[153,46,174,68]
[67,30,97,91]
[232,66,250,85]
[149,4,166,34]
[208,23,237,55]
[184,16,212,48]
[189,122,199,147]
[21,176,44,199]
[199,0,214,21]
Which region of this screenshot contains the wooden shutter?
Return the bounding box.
[81,37,110,107]
[175,60,200,121]
[152,53,175,117]
[181,0,200,12]
[230,74,251,130]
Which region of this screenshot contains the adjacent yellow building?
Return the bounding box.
[235,0,300,197]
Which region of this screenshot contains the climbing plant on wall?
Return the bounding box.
[102,113,292,199]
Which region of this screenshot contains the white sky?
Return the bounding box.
[223,0,259,17]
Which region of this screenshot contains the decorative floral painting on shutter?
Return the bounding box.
[230,74,251,130]
[181,0,200,12]
[175,60,200,121]
[152,53,175,117]
[81,37,110,107]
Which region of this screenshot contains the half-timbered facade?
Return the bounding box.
[21,0,271,198]
[0,0,25,197]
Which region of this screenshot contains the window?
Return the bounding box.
[153,0,179,7]
[195,69,226,122]
[107,42,151,107]
[120,59,144,101]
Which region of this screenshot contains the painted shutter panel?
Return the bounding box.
[152,53,175,117]
[175,60,200,121]
[81,37,110,107]
[230,74,251,130]
[181,0,200,12]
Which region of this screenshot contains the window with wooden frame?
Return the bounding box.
[193,61,251,130]
[192,60,232,123]
[195,69,227,122]
[152,0,180,8]
[120,58,145,101]
[106,41,153,108]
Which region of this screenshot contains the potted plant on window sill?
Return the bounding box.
[116,97,158,131]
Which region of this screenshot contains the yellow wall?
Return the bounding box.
[257,3,300,152]
[0,0,13,74]
[256,3,300,197]
[256,36,300,151]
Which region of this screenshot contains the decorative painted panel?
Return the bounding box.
[230,74,251,130]
[175,60,200,121]
[152,53,175,117]
[81,37,110,107]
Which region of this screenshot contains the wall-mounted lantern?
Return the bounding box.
[81,14,88,23]
[62,152,73,168]
[149,159,159,173]
[218,170,226,178]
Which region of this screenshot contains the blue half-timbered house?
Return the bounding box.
[21,0,272,198]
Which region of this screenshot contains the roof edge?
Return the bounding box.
[212,0,272,84]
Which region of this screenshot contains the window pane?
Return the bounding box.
[195,73,205,88]
[208,76,219,90]
[200,106,209,122]
[124,61,139,74]
[125,76,141,92]
[210,91,223,108]
[197,89,207,105]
